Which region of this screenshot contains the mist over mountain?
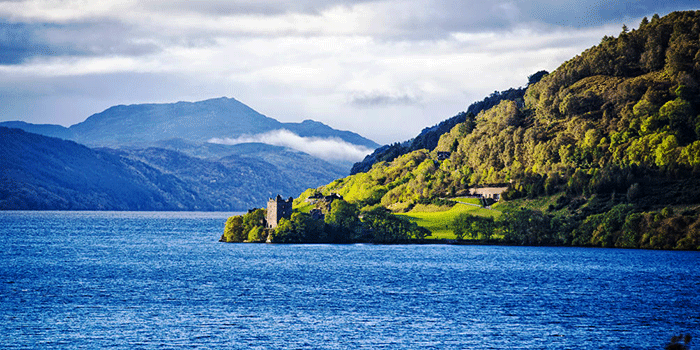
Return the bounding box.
[0,96,379,210]
[1,97,378,158]
[0,97,378,211]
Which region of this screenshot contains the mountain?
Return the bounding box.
[0,127,347,210]
[0,96,377,210]
[0,97,379,152]
[296,11,700,250]
[1,127,174,210]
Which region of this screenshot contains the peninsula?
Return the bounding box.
[223,11,700,250]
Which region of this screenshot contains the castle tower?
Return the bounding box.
[266,195,293,229]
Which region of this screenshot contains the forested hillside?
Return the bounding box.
[349,85,539,174]
[296,11,700,250]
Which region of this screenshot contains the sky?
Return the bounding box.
[1,0,698,145]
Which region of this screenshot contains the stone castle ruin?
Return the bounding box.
[306,192,343,215]
[266,195,293,229]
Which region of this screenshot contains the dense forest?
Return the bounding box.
[349,82,544,174]
[286,11,700,250]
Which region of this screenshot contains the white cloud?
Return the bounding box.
[349,90,421,107]
[208,129,373,162]
[0,22,620,143]
[0,17,622,143]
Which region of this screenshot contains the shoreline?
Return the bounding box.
[220,238,700,251]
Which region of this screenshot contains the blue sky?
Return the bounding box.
[0,0,698,144]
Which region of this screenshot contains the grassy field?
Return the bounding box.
[294,196,502,240]
[450,197,482,206]
[398,202,501,239]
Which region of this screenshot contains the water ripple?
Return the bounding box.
[0,211,698,349]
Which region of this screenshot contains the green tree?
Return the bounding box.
[452,213,495,240]
[242,209,266,235]
[654,134,679,168]
[632,98,657,118]
[325,200,361,242]
[679,141,700,167]
[221,209,267,243]
[222,215,245,242]
[499,209,557,245]
[273,213,325,243]
[588,204,634,247]
[247,225,266,242]
[361,206,422,243]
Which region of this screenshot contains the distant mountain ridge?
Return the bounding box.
[0,121,76,140]
[1,96,378,153]
[0,96,379,210]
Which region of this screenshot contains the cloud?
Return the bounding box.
[0,21,85,64]
[1,0,699,145]
[208,129,373,162]
[4,0,694,41]
[349,90,421,107]
[140,0,379,16]
[0,20,163,65]
[0,15,624,143]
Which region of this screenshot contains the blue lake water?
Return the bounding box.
[1,211,698,349]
